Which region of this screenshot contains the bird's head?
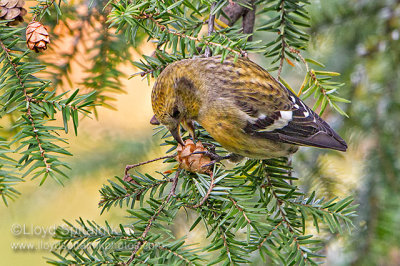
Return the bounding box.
[151,64,200,145]
[157,104,185,146]
[151,85,183,145]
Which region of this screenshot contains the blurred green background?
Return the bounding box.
[2,0,400,265]
[0,69,160,265]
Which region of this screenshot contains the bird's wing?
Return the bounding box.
[235,81,347,152]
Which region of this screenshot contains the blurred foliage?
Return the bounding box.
[302,0,400,265]
[0,19,96,202]
[0,0,145,202]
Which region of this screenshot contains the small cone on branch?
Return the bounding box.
[176,139,212,174]
[0,0,26,26]
[26,21,50,53]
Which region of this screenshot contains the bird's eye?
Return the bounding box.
[171,108,180,118]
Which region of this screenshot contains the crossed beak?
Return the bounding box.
[182,120,196,141]
[150,115,195,146]
[171,120,196,146]
[170,125,184,146]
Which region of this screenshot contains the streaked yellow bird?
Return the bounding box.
[151,56,347,161]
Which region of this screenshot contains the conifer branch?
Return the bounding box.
[257,221,283,249]
[220,228,234,266]
[191,172,215,208]
[285,46,349,116]
[32,0,57,21]
[265,171,296,232]
[156,244,194,265]
[277,0,287,79]
[229,197,251,224]
[99,178,169,208]
[26,97,78,110]
[0,40,51,172]
[205,2,216,57]
[134,13,244,56]
[124,155,175,180]
[125,169,181,265]
[293,236,310,265]
[288,46,309,73]
[264,175,310,263]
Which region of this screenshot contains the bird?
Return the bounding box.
[151,55,347,161]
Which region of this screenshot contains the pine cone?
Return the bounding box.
[176,139,212,174]
[26,21,50,53]
[0,0,26,26]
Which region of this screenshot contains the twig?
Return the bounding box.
[287,46,325,98]
[221,1,246,26]
[32,0,57,21]
[155,244,193,265]
[124,155,175,180]
[130,64,165,78]
[168,169,180,198]
[229,197,251,224]
[287,156,293,185]
[277,0,287,79]
[262,162,295,232]
[277,41,286,79]
[220,0,256,43]
[124,155,175,200]
[288,46,309,73]
[293,236,309,265]
[125,169,181,265]
[98,179,169,207]
[262,163,308,263]
[27,97,78,110]
[257,221,283,249]
[0,40,51,172]
[191,172,215,208]
[242,0,256,41]
[136,13,243,56]
[220,228,234,266]
[265,176,295,232]
[205,2,216,57]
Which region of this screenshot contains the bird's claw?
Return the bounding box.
[191,150,220,160]
[191,150,230,167]
[200,142,216,153]
[202,160,219,168]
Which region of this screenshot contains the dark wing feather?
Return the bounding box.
[242,88,348,152]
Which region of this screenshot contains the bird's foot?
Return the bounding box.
[191,150,230,167]
[200,142,217,153]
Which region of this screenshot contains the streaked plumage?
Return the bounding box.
[151,56,347,159]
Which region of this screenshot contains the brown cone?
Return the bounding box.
[176,139,212,174]
[0,0,25,25]
[26,21,50,53]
